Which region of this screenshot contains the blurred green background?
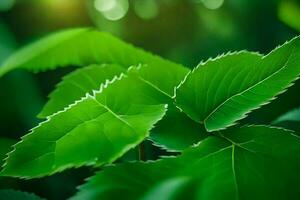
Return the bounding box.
[0,0,300,199]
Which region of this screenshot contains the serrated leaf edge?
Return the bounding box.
[0,189,45,200]
[1,73,168,179]
[175,42,300,132]
[38,63,125,118]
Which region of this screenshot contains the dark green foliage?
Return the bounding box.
[0,190,43,200]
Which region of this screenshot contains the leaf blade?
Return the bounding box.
[176,37,300,131]
[273,107,300,124]
[1,75,168,178]
[272,107,300,133]
[0,28,189,96]
[0,138,15,167]
[0,190,43,200]
[72,125,300,200]
[38,64,125,118]
[150,107,208,151]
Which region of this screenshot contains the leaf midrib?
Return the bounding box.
[90,96,136,130]
[188,140,240,199]
[4,95,140,174]
[203,46,296,127]
[192,135,262,200]
[136,75,173,99]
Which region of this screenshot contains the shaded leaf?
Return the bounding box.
[0,138,15,167]
[0,190,43,200]
[0,28,188,96]
[73,126,300,200]
[150,107,208,151]
[273,107,300,123]
[273,107,300,133]
[176,37,300,131]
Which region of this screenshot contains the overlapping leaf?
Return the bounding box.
[0,28,188,96]
[38,64,125,118]
[176,37,300,131]
[73,126,300,200]
[273,107,300,132]
[1,28,300,200]
[0,138,15,167]
[273,107,300,124]
[1,74,168,178]
[127,66,208,151]
[150,107,208,151]
[0,190,43,200]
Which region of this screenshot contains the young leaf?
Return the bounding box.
[176,37,300,131]
[38,64,125,118]
[0,28,188,96]
[0,138,15,167]
[73,126,300,200]
[272,107,300,133]
[1,75,168,178]
[0,190,43,200]
[273,107,300,124]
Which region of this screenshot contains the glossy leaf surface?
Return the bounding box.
[1,75,167,178]
[176,38,300,131]
[38,64,124,118]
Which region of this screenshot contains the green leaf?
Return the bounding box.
[0,190,43,200]
[1,75,168,178]
[273,107,300,124]
[0,28,188,96]
[0,138,15,167]
[150,107,208,151]
[176,37,300,131]
[73,126,300,200]
[40,63,198,152]
[38,64,125,118]
[127,65,208,151]
[273,107,300,133]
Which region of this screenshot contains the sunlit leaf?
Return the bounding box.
[176,37,300,131]
[38,64,125,118]
[1,75,167,178]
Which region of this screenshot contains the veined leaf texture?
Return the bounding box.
[0,28,299,199]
